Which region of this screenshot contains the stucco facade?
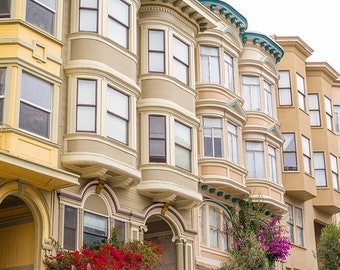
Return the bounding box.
[0,1,339,270]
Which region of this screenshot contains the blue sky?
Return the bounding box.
[226,0,340,73]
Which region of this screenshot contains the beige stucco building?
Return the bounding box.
[0,0,339,269]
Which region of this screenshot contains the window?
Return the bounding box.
[114,220,126,242]
[0,0,10,18]
[175,121,191,171]
[324,96,333,131]
[203,117,222,158]
[200,46,220,84]
[308,94,320,126]
[296,73,306,111]
[227,122,238,164]
[76,79,97,132]
[278,71,292,105]
[107,86,129,144]
[0,68,6,123]
[286,203,304,246]
[286,204,294,243]
[224,52,234,91]
[63,206,77,250]
[334,105,340,133]
[283,133,297,171]
[295,207,304,246]
[173,37,189,84]
[264,81,273,117]
[314,152,326,186]
[199,204,229,251]
[79,0,98,32]
[242,76,260,111]
[26,0,56,35]
[268,145,278,183]
[330,154,339,190]
[19,71,52,138]
[148,30,165,73]
[302,136,311,174]
[83,212,108,245]
[246,141,265,178]
[108,0,129,48]
[149,115,166,163]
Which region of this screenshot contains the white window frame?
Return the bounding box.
[148,29,165,73]
[302,135,311,174]
[200,46,220,84]
[172,36,189,85]
[283,133,298,171]
[26,0,56,35]
[202,117,223,158]
[268,145,278,183]
[264,81,273,117]
[175,121,192,171]
[334,105,340,133]
[278,71,292,106]
[224,52,234,91]
[324,96,333,131]
[246,141,265,178]
[63,205,78,250]
[330,154,339,190]
[242,76,261,111]
[308,94,320,126]
[149,115,166,163]
[296,73,306,111]
[286,203,304,247]
[314,152,326,187]
[227,122,238,164]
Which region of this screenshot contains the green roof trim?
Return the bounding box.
[241,32,284,63]
[198,0,248,32]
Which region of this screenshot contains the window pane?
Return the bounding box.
[150,115,165,139]
[83,212,107,245]
[296,74,305,93]
[114,220,125,242]
[77,107,96,131]
[149,30,164,51]
[334,105,340,132]
[77,80,96,105]
[224,52,234,91]
[283,152,297,168]
[64,206,77,250]
[308,94,319,109]
[279,71,290,87]
[0,68,6,123]
[107,87,128,119]
[175,121,191,149]
[173,37,189,65]
[19,103,50,138]
[80,0,97,8]
[149,52,165,73]
[79,9,97,32]
[279,88,292,105]
[175,144,190,171]
[108,0,129,25]
[26,0,55,35]
[0,0,10,18]
[173,59,188,84]
[107,114,127,143]
[283,133,295,151]
[149,115,166,162]
[108,18,128,48]
[200,46,220,84]
[302,136,310,156]
[310,111,320,126]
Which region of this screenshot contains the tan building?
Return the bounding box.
[0,1,339,270]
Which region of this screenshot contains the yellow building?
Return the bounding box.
[0,1,339,270]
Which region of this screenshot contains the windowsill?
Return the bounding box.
[291,243,306,250]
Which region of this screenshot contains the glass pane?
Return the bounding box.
[283,134,295,151]
[77,107,96,131]
[279,88,292,105]
[0,99,3,123]
[210,57,220,84]
[26,0,54,35]
[21,72,51,110]
[173,59,188,84]
[0,68,6,95]
[149,116,165,138]
[283,152,297,167]
[108,0,129,25]
[107,114,128,143]
[175,121,191,149]
[149,140,165,157]
[296,74,305,93]
[308,94,319,109]
[203,117,221,127]
[315,170,326,186]
[80,0,98,8]
[295,208,303,226]
[65,206,77,228]
[246,141,263,151]
[149,52,165,72]
[204,131,213,157]
[173,37,188,64]
[108,18,128,48]
[310,111,320,126]
[209,228,218,247]
[330,154,338,172]
[297,228,304,246]
[149,30,164,51]
[79,9,97,32]
[107,87,128,119]
[246,152,255,178]
[78,80,96,105]
[114,220,125,242]
[302,136,310,156]
[84,212,107,235]
[19,102,50,138]
[313,153,324,169]
[303,156,311,174]
[200,46,218,56]
[175,145,190,171]
[200,55,209,83]
[324,96,332,113]
[38,0,56,10]
[279,71,290,87]
[0,0,10,18]
[64,228,76,250]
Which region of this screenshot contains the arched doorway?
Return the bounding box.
[145,215,177,270]
[0,195,35,269]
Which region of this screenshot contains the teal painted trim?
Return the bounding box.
[198,0,248,31]
[203,199,233,221]
[241,32,284,63]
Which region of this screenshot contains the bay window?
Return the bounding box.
[148,30,165,73]
[324,96,333,131]
[278,71,292,106]
[149,115,166,163]
[246,141,265,178]
[173,37,189,84]
[308,94,320,126]
[200,46,220,84]
[227,122,238,164]
[19,71,52,138]
[264,81,273,117]
[108,0,129,48]
[0,0,10,18]
[79,0,98,32]
[83,211,108,245]
[203,117,222,158]
[268,145,278,183]
[106,86,129,144]
[175,121,191,171]
[242,76,260,111]
[296,73,306,111]
[76,79,97,133]
[314,152,326,186]
[283,133,297,171]
[26,0,56,35]
[301,135,311,174]
[0,68,6,123]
